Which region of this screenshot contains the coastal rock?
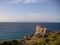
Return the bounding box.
[35,25,48,35]
[44,27,47,33]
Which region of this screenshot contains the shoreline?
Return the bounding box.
[0,31,60,45]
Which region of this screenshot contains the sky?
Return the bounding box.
[0,0,60,22]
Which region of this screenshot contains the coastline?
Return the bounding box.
[0,25,60,45]
[0,31,60,45]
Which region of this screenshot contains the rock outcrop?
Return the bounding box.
[35,25,48,35]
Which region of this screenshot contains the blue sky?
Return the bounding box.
[0,0,60,22]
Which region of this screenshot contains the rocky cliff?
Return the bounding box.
[35,25,48,35]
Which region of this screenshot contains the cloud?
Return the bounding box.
[24,0,40,3]
[11,0,48,4]
[27,13,60,22]
[25,0,48,3]
[11,0,22,4]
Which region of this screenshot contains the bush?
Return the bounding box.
[0,41,8,45]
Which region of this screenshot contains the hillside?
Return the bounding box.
[0,31,60,45]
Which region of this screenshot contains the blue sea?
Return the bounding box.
[0,22,60,41]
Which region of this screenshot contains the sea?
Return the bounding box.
[0,22,60,41]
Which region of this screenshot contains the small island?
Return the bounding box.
[0,25,60,45]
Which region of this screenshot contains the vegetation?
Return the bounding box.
[0,31,60,45]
